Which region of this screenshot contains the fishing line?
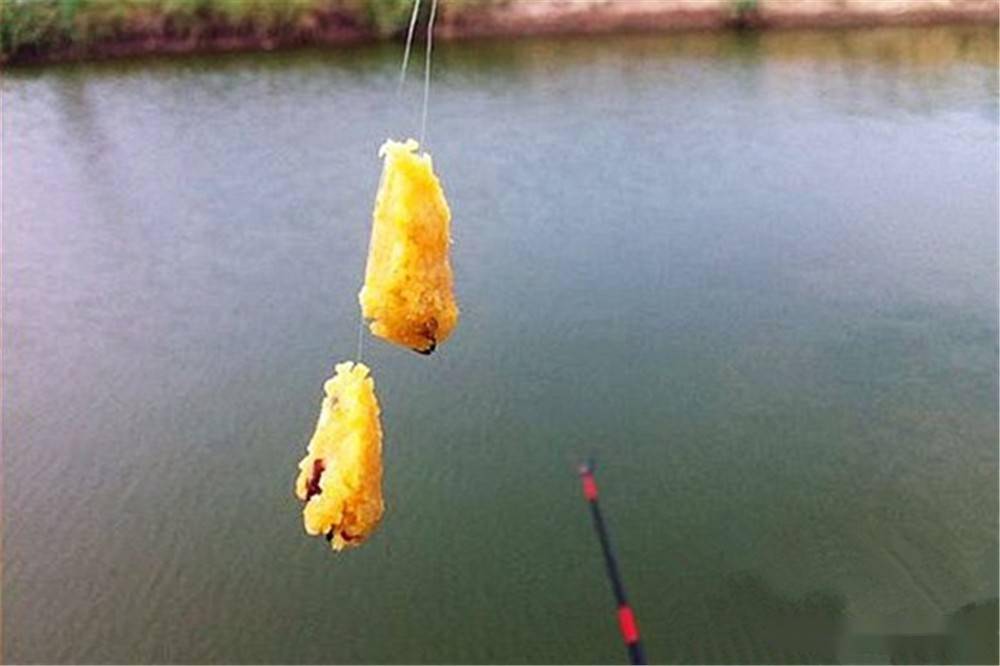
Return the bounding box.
[398,0,423,96]
[356,310,366,362]
[420,0,438,147]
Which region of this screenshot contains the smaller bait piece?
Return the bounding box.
[294,362,384,551]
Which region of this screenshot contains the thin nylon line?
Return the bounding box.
[419,0,438,146]
[356,312,366,363]
[398,0,422,97]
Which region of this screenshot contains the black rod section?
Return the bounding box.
[578,461,647,665]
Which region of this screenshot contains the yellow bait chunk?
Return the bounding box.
[295,362,384,551]
[359,139,459,354]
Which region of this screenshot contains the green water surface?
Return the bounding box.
[3,25,998,664]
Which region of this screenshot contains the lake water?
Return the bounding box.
[3,25,998,664]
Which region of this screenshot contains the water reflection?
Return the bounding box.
[652,572,997,664]
[840,597,999,664]
[945,598,999,665]
[659,572,846,664]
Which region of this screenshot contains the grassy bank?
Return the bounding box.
[1,0,996,65]
[0,0,435,63]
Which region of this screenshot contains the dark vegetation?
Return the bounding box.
[0,0,442,63]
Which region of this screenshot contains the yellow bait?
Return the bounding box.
[360,139,459,354]
[294,362,384,551]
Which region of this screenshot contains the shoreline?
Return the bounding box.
[2,0,997,67]
[437,0,999,40]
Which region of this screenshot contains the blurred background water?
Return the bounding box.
[3,24,998,664]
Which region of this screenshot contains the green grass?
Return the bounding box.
[0,0,488,62]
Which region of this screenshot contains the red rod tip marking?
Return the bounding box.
[617,605,640,644]
[581,474,598,501]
